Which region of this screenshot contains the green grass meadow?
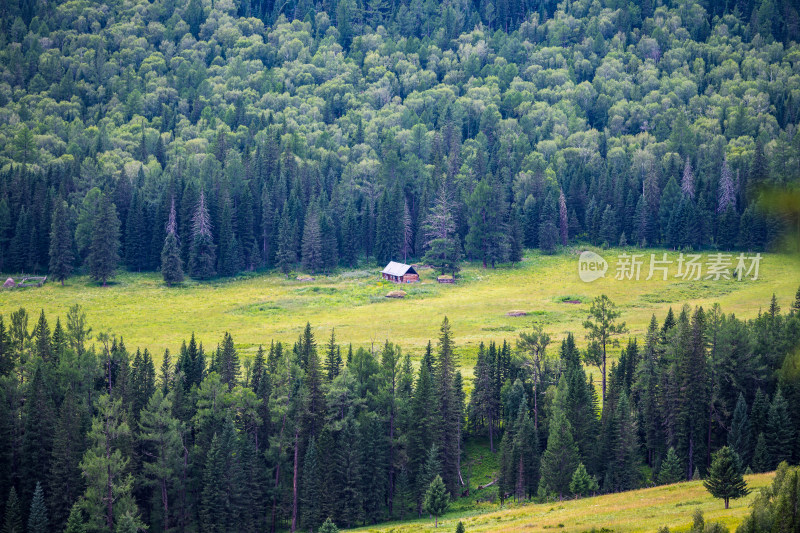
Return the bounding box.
[1,248,797,375]
[346,472,774,532]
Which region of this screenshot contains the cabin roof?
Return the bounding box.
[381,261,417,277]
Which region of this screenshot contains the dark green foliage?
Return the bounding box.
[48,200,74,285]
[161,198,184,285]
[658,448,684,485]
[738,463,800,533]
[189,191,216,280]
[728,393,753,469]
[703,446,749,509]
[26,481,48,533]
[319,517,340,533]
[217,332,240,390]
[88,194,121,286]
[752,433,771,474]
[2,487,22,533]
[569,462,598,497]
[765,389,794,469]
[423,475,449,528]
[539,378,579,498]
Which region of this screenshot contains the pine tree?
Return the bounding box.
[434,317,461,496]
[2,487,22,533]
[138,389,183,533]
[765,389,794,468]
[63,504,86,533]
[704,446,749,509]
[161,196,184,285]
[88,193,120,286]
[49,199,74,285]
[455,521,465,533]
[26,481,48,533]
[424,475,449,528]
[79,394,142,531]
[301,437,324,529]
[48,388,86,527]
[752,433,771,473]
[569,462,598,497]
[217,332,240,390]
[319,517,339,533]
[540,378,579,499]
[658,448,684,485]
[189,190,216,279]
[301,206,323,273]
[728,393,753,468]
[276,206,296,275]
[324,329,342,382]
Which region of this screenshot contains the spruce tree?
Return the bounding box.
[434,317,461,496]
[752,433,770,473]
[63,504,86,533]
[161,197,184,285]
[276,205,296,275]
[728,393,753,469]
[765,389,794,468]
[658,448,684,485]
[301,437,323,529]
[138,389,182,533]
[189,190,216,279]
[301,206,323,273]
[2,487,22,533]
[424,475,449,528]
[539,378,579,499]
[87,193,120,286]
[26,481,48,533]
[217,332,240,390]
[569,462,598,497]
[704,446,749,509]
[455,521,465,533]
[48,199,74,285]
[319,517,340,533]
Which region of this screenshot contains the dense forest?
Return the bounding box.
[1,0,800,281]
[0,291,798,532]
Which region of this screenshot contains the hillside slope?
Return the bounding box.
[348,473,774,533]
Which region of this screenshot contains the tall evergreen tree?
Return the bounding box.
[704,446,749,509]
[217,332,240,390]
[48,199,74,285]
[161,197,184,285]
[79,394,142,532]
[87,193,121,286]
[2,487,22,533]
[189,190,216,279]
[26,481,48,533]
[539,378,579,499]
[728,393,753,468]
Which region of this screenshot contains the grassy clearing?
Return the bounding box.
[347,472,774,533]
[1,249,797,372]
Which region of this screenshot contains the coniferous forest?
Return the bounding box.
[0,0,800,280]
[2,0,800,531]
[0,295,799,532]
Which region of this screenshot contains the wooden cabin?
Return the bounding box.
[381,261,419,283]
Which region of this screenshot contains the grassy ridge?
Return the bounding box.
[1,249,797,370]
[347,473,774,533]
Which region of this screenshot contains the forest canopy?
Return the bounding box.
[1,0,800,279]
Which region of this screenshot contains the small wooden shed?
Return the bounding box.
[381,261,419,283]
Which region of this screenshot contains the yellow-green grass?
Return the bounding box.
[1,249,797,372]
[346,473,774,533]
